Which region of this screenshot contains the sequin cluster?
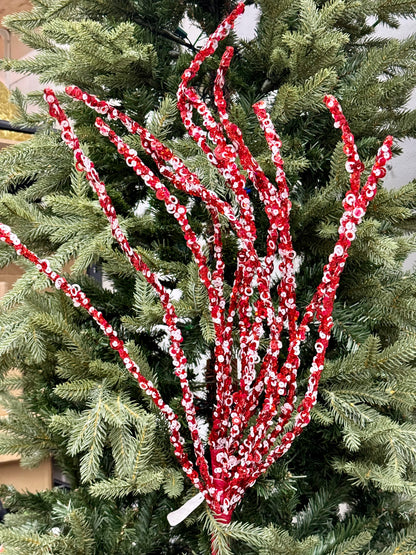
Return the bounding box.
[0,1,392,526]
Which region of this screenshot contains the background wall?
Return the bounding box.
[0,0,41,96]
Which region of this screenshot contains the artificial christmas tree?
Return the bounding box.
[0,0,415,553]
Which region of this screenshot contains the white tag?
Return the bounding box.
[167,492,205,526]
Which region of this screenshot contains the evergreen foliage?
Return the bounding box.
[0,0,415,552]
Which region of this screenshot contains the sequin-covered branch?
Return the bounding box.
[0,224,207,500]
[0,1,393,537]
[44,89,214,500]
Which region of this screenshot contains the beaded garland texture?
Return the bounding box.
[0,1,392,526]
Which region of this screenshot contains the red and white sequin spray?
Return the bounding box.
[0,1,392,536]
